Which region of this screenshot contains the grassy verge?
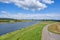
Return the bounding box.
[48,22,60,34]
[0,21,54,40]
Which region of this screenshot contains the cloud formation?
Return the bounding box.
[0,11,60,20]
[43,0,54,4]
[0,0,54,10]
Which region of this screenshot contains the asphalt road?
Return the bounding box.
[41,23,60,40]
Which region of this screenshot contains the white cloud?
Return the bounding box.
[0,11,60,20]
[43,0,54,4]
[0,0,54,10]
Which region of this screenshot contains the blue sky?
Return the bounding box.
[0,0,60,20]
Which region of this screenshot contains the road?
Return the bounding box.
[41,23,60,40]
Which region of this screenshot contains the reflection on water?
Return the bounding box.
[0,21,38,35]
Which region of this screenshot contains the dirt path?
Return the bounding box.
[41,24,56,40]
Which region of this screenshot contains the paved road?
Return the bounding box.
[41,23,60,40]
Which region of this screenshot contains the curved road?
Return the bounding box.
[42,23,60,40]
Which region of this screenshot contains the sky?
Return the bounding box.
[0,0,60,20]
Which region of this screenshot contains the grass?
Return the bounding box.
[0,20,32,24]
[48,22,60,34]
[0,20,32,22]
[0,21,54,40]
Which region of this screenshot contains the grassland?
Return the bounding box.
[0,21,54,40]
[0,18,33,23]
[0,20,32,24]
[48,22,60,34]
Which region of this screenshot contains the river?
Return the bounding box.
[0,21,38,35]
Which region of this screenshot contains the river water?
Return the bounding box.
[0,21,38,35]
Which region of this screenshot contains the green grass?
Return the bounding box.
[0,21,54,40]
[0,20,32,22]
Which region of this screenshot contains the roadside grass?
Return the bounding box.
[0,21,54,40]
[48,22,60,34]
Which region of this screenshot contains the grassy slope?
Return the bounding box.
[48,22,60,34]
[0,21,54,40]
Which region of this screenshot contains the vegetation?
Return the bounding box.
[0,18,60,23]
[48,22,60,34]
[0,18,32,23]
[0,21,54,40]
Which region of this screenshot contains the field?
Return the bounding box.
[0,21,54,40]
[48,22,60,34]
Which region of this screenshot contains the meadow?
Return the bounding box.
[0,21,54,40]
[48,22,60,34]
